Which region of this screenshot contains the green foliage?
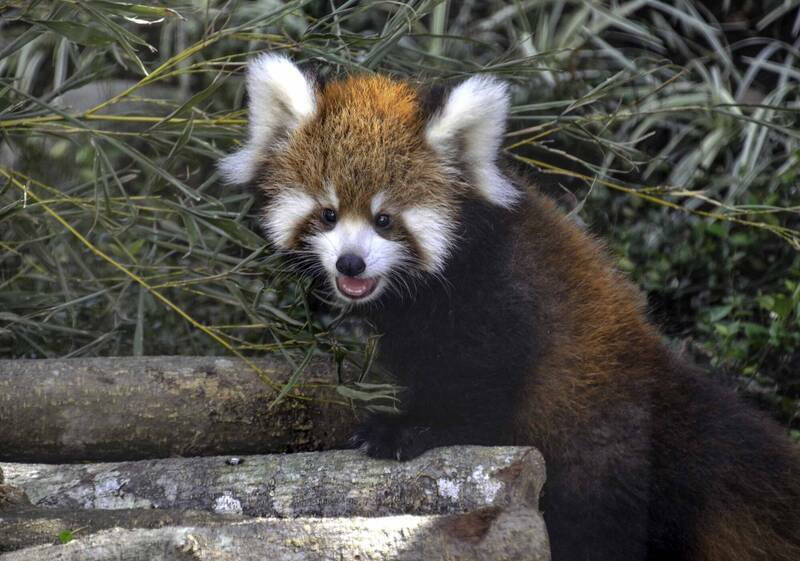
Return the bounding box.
[57,530,75,544]
[0,1,797,423]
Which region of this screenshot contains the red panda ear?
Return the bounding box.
[424,76,519,208]
[219,54,317,184]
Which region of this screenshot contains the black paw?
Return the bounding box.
[350,416,433,461]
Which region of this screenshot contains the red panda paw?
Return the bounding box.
[350,415,434,461]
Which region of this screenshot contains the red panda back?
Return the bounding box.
[508,188,800,561]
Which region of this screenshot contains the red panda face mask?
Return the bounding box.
[219,54,518,305]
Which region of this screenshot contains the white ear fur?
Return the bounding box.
[425,76,519,207]
[219,54,317,184]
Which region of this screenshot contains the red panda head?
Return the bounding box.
[220,54,518,304]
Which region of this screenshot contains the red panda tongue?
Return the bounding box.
[336,276,378,298]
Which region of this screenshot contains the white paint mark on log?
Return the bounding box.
[470,465,502,504]
[213,492,243,514]
[437,478,461,501]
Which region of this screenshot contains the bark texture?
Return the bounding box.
[0,355,551,560]
[0,447,548,559]
[0,510,549,561]
[2,447,545,517]
[0,356,356,462]
[0,507,246,553]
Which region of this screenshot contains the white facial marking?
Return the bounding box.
[425,76,520,208]
[309,217,405,279]
[262,189,316,248]
[402,207,455,273]
[322,182,339,210]
[218,54,317,184]
[370,191,387,215]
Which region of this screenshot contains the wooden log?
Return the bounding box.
[0,356,357,462]
[0,447,549,558]
[0,507,247,553]
[1,447,545,518]
[0,509,550,561]
[0,461,30,512]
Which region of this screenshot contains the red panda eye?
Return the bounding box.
[375,213,391,229]
[322,208,337,225]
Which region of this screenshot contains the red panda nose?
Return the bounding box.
[336,254,366,277]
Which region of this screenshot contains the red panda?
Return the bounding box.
[220,54,800,561]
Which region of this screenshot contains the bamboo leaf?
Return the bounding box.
[86,1,183,20]
[30,20,116,47]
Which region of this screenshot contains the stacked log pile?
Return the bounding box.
[0,357,550,560]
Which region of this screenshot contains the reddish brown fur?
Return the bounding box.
[511,193,662,442]
[696,507,800,561]
[506,190,800,560]
[265,75,458,219]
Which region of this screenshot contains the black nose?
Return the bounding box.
[336,254,366,276]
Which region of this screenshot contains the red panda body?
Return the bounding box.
[220,55,800,561]
[362,190,800,561]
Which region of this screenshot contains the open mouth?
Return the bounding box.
[335,276,379,300]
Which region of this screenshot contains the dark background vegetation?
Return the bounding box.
[1,1,798,436]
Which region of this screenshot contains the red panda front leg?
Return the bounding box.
[351,412,499,461]
[350,414,437,460]
[350,382,518,461]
